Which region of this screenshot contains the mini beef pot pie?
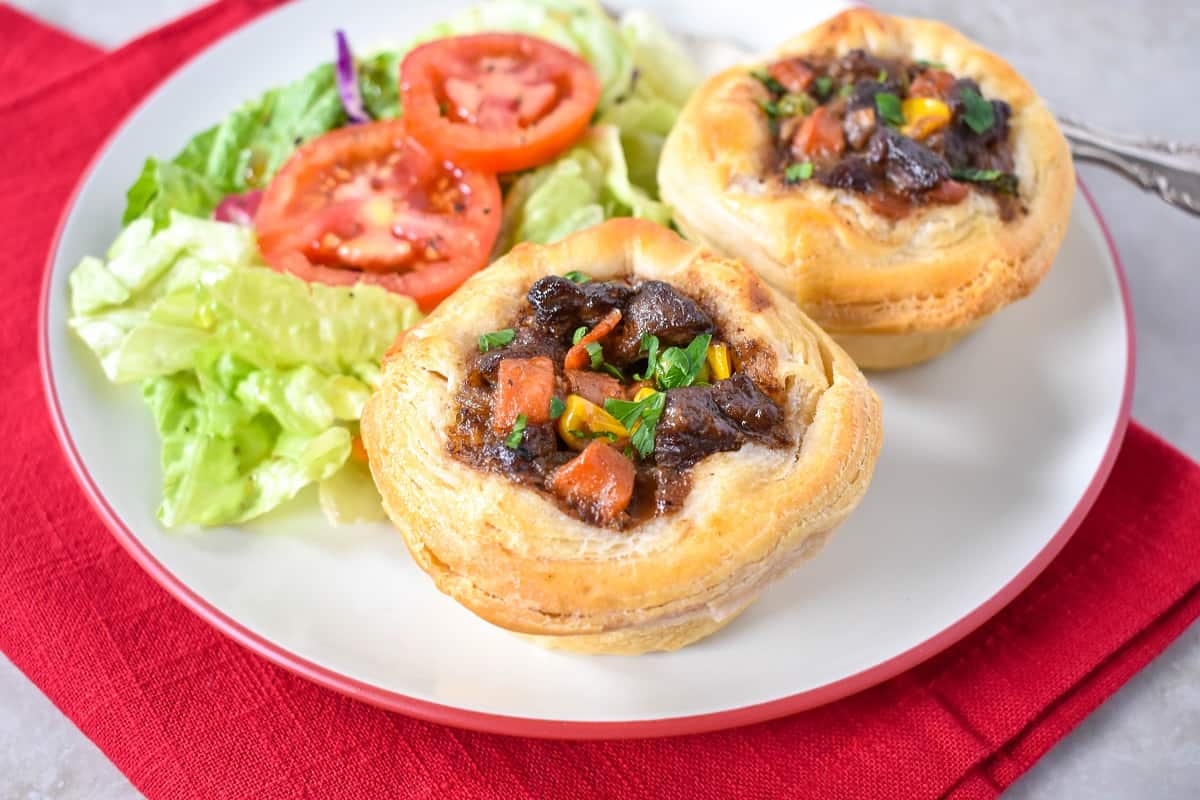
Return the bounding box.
[658,9,1075,369]
[361,219,882,654]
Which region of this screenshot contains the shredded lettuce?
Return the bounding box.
[69,213,420,526]
[123,59,393,228]
[87,0,698,528]
[498,123,672,250]
[123,0,698,243]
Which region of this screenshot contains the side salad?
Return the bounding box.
[68,0,698,528]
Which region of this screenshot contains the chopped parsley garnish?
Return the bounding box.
[605,391,667,459]
[572,325,588,345]
[785,162,814,183]
[585,341,624,380]
[950,167,1019,195]
[874,92,905,127]
[750,69,786,94]
[504,414,527,449]
[633,334,660,380]
[778,93,815,116]
[655,333,711,390]
[563,270,591,283]
[568,429,619,443]
[477,328,515,353]
[549,396,565,420]
[813,75,834,100]
[915,59,946,69]
[960,88,995,134]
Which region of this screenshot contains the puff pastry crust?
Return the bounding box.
[361,219,882,654]
[658,8,1074,368]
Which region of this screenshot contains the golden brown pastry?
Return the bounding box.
[658,8,1075,369]
[361,219,882,654]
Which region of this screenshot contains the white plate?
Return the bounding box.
[40,0,1133,737]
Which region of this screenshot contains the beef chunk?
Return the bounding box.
[526,276,633,337]
[820,156,879,193]
[843,106,878,150]
[829,50,901,87]
[566,369,623,407]
[868,128,950,194]
[653,387,744,469]
[846,79,893,112]
[712,373,787,443]
[634,467,693,517]
[470,334,565,385]
[610,281,713,363]
[473,423,564,486]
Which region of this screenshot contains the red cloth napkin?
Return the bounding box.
[3,2,1199,798]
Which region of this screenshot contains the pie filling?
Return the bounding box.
[447,274,790,528]
[754,49,1022,219]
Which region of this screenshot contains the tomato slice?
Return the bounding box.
[401,33,601,173]
[254,119,501,311]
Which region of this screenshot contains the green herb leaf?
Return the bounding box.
[563,270,591,284]
[875,92,905,127]
[915,59,946,70]
[477,328,516,353]
[813,75,834,99]
[504,414,527,449]
[655,333,712,390]
[572,326,589,345]
[876,68,889,82]
[586,341,625,380]
[838,84,855,99]
[750,69,786,95]
[960,88,995,134]
[633,334,660,380]
[950,167,1019,195]
[549,396,566,420]
[756,98,781,118]
[785,162,814,183]
[777,92,815,116]
[604,391,666,458]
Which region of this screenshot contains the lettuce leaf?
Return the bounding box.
[123,0,697,236]
[123,59,390,228]
[69,213,421,526]
[498,124,672,249]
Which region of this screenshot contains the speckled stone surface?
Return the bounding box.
[4,1,1197,797]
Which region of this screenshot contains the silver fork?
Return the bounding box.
[678,30,1200,217]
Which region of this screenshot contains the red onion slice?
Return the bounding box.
[335,30,370,124]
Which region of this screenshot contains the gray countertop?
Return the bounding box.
[5,0,1198,797]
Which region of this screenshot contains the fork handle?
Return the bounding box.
[1057,117,1200,216]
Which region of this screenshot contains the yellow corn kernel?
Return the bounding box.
[633,386,657,403]
[706,341,732,381]
[557,394,628,451]
[900,97,951,140]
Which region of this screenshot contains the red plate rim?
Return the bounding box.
[36,26,1135,740]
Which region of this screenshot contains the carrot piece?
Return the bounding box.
[492,356,555,432]
[563,308,621,371]
[550,441,636,525]
[566,368,624,407]
[767,59,814,93]
[792,106,845,161]
[350,435,369,463]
